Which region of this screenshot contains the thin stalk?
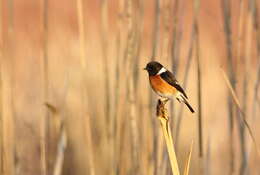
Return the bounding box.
[41,0,49,174]
[149,0,161,174]
[45,104,67,175]
[151,0,160,174]
[114,0,124,174]
[194,0,203,158]
[239,1,253,174]
[53,128,67,175]
[2,1,15,174]
[221,0,236,173]
[171,0,180,73]
[175,25,195,146]
[156,99,180,175]
[124,0,141,174]
[0,0,3,171]
[205,138,211,175]
[2,47,14,175]
[162,0,170,61]
[100,0,111,139]
[0,47,3,175]
[183,141,194,175]
[1,60,14,175]
[221,69,259,155]
[77,0,86,68]
[76,1,95,175]
[252,0,260,120]
[151,0,160,59]
[236,1,247,174]
[100,1,114,174]
[169,0,179,135]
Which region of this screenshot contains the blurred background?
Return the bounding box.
[0,0,260,175]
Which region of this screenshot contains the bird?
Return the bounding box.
[144,61,195,113]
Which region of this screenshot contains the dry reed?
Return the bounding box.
[221,0,236,173]
[175,7,196,147]
[156,99,193,175]
[100,0,112,139]
[40,0,49,174]
[1,0,260,175]
[2,0,15,174]
[183,141,194,175]
[252,0,260,120]
[193,0,203,159]
[1,52,14,175]
[236,1,247,175]
[76,0,95,175]
[0,0,3,171]
[156,99,180,175]
[125,0,141,174]
[239,1,254,174]
[221,69,259,155]
[151,0,161,59]
[113,0,124,174]
[45,103,67,175]
[151,1,161,174]
[205,138,211,175]
[0,48,3,175]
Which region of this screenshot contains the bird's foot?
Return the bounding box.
[160,97,170,104]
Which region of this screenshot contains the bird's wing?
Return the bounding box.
[160,70,188,99]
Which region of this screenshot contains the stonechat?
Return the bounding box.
[144,61,195,113]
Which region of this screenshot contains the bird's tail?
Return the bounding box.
[177,93,195,113]
[183,99,195,113]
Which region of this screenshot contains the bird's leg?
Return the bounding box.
[160,97,170,104]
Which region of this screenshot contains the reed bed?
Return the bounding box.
[0,0,259,175]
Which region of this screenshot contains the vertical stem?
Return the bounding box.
[221,0,236,173]
[171,0,180,73]
[124,0,140,174]
[175,25,195,146]
[236,1,246,174]
[0,71,2,175]
[169,0,178,129]
[76,1,95,175]
[100,0,111,138]
[2,0,15,174]
[151,0,160,59]
[193,1,204,175]
[41,0,48,174]
[162,0,170,61]
[1,59,14,175]
[239,1,252,174]
[0,48,3,175]
[114,0,124,173]
[205,138,211,175]
[156,99,180,175]
[195,14,203,158]
[99,1,113,173]
[0,0,3,172]
[77,0,86,68]
[151,1,160,174]
[252,0,260,121]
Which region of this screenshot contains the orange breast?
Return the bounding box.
[149,75,177,95]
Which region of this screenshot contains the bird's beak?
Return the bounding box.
[143,67,147,70]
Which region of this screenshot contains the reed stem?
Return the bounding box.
[156,99,180,175]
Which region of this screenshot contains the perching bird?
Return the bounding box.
[144,61,195,113]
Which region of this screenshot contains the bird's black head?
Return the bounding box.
[144,61,164,76]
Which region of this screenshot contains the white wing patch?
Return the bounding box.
[156,67,167,75]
